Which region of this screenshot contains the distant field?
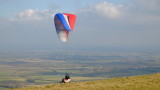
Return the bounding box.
[0,87,8,90]
[0,50,160,89]
[12,73,160,90]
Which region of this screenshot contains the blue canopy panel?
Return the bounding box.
[55,13,72,31]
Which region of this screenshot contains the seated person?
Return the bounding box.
[61,73,71,83]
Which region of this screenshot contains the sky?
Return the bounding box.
[0,0,160,50]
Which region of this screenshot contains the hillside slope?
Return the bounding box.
[12,73,160,90]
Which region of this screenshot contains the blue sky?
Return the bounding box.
[0,0,130,17]
[0,0,160,50]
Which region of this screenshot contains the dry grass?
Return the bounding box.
[11,73,160,90]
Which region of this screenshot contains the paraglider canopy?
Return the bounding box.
[54,13,76,42]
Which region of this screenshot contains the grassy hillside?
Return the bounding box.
[12,73,160,90]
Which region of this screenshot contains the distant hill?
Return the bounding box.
[12,73,160,90]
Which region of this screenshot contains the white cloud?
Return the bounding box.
[94,2,122,19]
[121,0,160,26]
[9,9,54,21]
[137,0,160,11]
[78,1,122,19]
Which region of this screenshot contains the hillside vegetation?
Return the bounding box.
[12,73,160,90]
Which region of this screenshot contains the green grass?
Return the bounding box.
[0,87,8,90]
[11,73,160,90]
